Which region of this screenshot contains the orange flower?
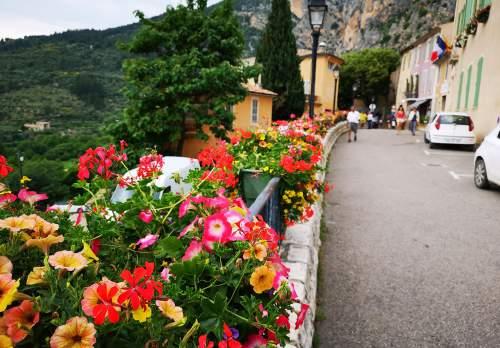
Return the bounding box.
[0,216,35,233]
[249,265,275,294]
[156,299,184,322]
[48,251,88,272]
[81,278,122,318]
[4,300,39,343]
[0,257,12,275]
[26,235,64,255]
[50,316,96,348]
[0,274,19,312]
[243,242,267,262]
[27,215,59,238]
[0,335,12,348]
[26,267,47,286]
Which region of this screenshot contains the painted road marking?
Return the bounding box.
[421,162,448,168]
[449,171,474,180]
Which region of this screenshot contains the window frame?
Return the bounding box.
[251,97,259,124]
[473,57,484,109]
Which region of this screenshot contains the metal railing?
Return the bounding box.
[247,177,284,238]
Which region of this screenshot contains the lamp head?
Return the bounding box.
[308,0,328,32]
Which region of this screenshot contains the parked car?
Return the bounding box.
[424,112,476,150]
[474,123,500,189]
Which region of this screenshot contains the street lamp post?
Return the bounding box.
[17,152,24,184]
[352,82,358,107]
[308,0,328,118]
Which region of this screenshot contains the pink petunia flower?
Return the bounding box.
[18,188,48,204]
[202,213,232,251]
[178,198,193,218]
[242,333,268,348]
[0,193,17,205]
[182,239,203,261]
[160,267,171,282]
[136,234,159,250]
[179,216,199,239]
[138,210,154,224]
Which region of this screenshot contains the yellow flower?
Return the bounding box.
[0,216,35,233]
[0,257,12,275]
[249,265,275,294]
[0,335,12,348]
[20,176,31,185]
[243,243,267,262]
[80,241,99,262]
[0,274,19,312]
[48,251,88,272]
[26,235,64,255]
[26,266,47,286]
[49,316,96,348]
[27,214,59,238]
[156,299,184,322]
[132,305,151,323]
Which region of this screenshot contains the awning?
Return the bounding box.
[408,98,431,109]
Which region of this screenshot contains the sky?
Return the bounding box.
[0,0,220,40]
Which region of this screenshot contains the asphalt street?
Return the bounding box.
[316,128,500,348]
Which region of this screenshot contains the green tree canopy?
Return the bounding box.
[338,48,400,109]
[115,0,258,154]
[256,0,305,119]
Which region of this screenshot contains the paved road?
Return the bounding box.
[316,129,500,348]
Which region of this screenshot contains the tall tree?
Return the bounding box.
[338,48,400,109]
[115,0,258,154]
[256,0,305,119]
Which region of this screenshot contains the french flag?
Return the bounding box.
[431,36,448,63]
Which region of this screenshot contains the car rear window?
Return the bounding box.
[439,115,469,125]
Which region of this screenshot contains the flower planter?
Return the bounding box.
[240,169,274,207]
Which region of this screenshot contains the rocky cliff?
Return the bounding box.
[234,0,456,56]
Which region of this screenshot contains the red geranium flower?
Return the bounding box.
[198,334,215,348]
[92,283,121,325]
[0,155,13,178]
[118,262,162,310]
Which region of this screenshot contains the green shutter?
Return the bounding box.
[465,65,473,109]
[457,71,464,110]
[473,57,484,108]
[465,65,472,109]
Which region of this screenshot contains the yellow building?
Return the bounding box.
[182,83,276,158]
[433,22,455,113]
[299,51,344,115]
[446,0,499,140]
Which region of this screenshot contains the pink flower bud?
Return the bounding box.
[138,209,154,224]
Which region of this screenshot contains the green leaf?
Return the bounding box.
[155,236,184,258]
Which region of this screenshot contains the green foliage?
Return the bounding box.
[256,0,305,119]
[69,73,106,108]
[116,0,258,155]
[338,48,400,108]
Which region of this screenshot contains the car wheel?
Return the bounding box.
[474,158,490,189]
[429,142,436,149]
[424,135,430,144]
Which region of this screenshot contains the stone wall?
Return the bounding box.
[281,122,348,348]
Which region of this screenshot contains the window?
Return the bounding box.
[440,114,470,125]
[251,98,259,124]
[464,65,473,109]
[457,71,464,110]
[473,57,484,108]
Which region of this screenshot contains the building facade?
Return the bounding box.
[396,27,444,119]
[182,83,275,158]
[446,0,498,139]
[300,52,344,116]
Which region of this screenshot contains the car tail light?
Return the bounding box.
[468,118,475,132]
[435,116,440,130]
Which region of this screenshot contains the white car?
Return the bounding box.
[424,112,476,150]
[474,123,500,189]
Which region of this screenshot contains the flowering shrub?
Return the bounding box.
[0,148,308,347]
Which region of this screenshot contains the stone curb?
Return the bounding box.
[281,122,348,348]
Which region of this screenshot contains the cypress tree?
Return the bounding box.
[256,0,305,120]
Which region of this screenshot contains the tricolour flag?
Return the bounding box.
[431,36,449,63]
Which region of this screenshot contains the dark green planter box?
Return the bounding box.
[240,170,274,207]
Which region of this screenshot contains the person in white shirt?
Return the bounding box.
[408,107,420,136]
[367,112,374,129]
[347,106,360,142]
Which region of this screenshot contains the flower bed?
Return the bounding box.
[0,115,334,347]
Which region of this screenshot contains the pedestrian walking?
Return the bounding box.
[368,112,374,129]
[408,107,419,136]
[347,106,360,142]
[396,105,406,135]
